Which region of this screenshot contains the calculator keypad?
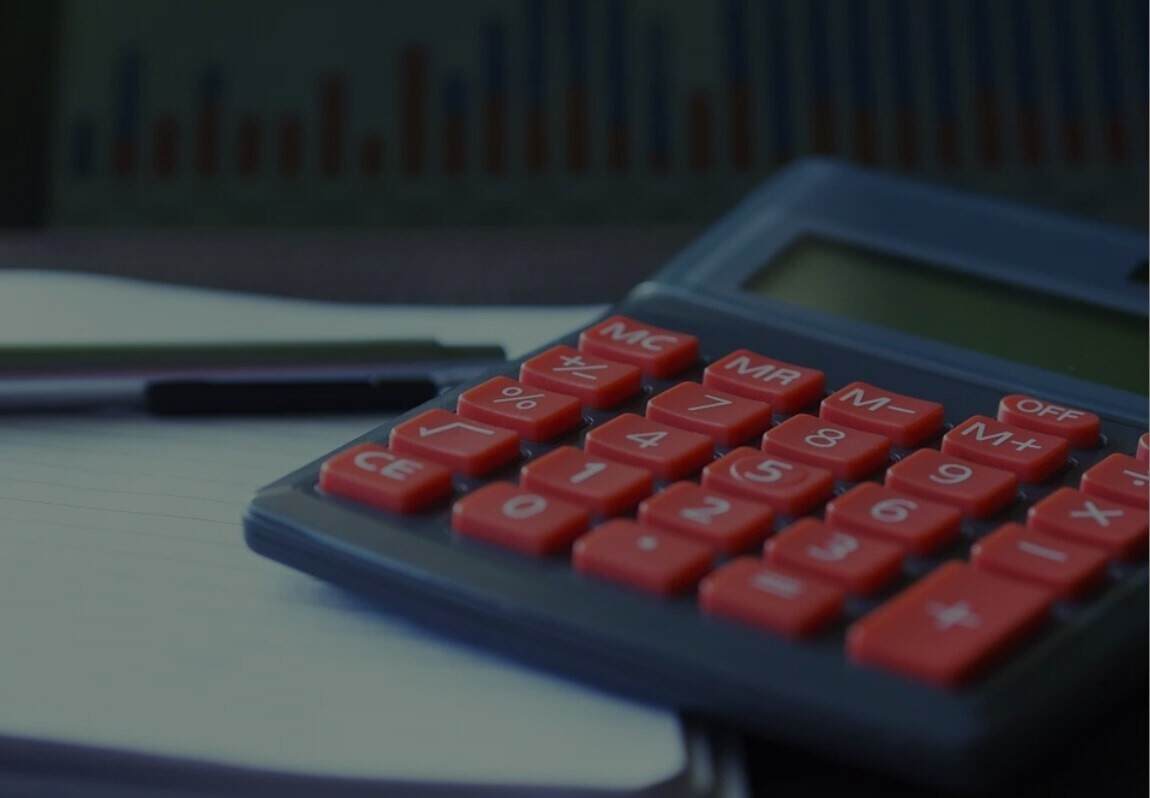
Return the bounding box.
[318,313,1148,690]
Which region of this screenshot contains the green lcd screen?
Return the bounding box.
[745,239,1148,395]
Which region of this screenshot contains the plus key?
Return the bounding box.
[942,416,1068,483]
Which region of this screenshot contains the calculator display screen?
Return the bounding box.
[745,239,1148,395]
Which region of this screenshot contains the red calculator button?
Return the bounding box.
[319,444,452,513]
[972,523,1108,598]
[886,449,1017,519]
[820,382,943,448]
[453,482,588,555]
[847,562,1050,687]
[578,315,699,378]
[765,519,903,595]
[825,483,962,554]
[390,409,520,477]
[761,414,890,481]
[1081,454,1150,510]
[1028,487,1148,559]
[646,382,772,447]
[638,482,774,554]
[585,414,714,480]
[702,447,834,516]
[703,349,825,413]
[1138,433,1150,464]
[458,376,581,442]
[700,558,843,638]
[997,394,1101,448]
[573,520,712,595]
[942,416,1068,483]
[520,345,641,409]
[521,446,652,516]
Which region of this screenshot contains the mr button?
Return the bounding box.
[319,444,452,513]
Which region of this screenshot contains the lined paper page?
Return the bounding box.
[0,415,682,789]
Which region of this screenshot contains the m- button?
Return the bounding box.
[820,381,944,447]
[578,315,699,378]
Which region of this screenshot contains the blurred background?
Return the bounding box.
[1,0,1146,304]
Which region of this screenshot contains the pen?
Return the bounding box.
[0,340,506,414]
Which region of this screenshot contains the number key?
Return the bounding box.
[765,519,903,595]
[825,482,962,554]
[886,449,1017,519]
[521,446,652,516]
[702,447,834,516]
[638,482,774,554]
[453,482,589,555]
[761,414,890,481]
[585,414,714,480]
[646,382,772,446]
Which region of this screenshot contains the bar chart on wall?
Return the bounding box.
[51,0,1149,227]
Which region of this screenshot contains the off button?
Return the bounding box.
[997,394,1100,448]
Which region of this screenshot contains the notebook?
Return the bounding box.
[0,412,749,795]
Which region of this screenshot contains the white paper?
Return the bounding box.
[0,414,683,790]
[0,270,605,358]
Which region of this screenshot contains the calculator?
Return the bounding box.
[245,160,1148,788]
